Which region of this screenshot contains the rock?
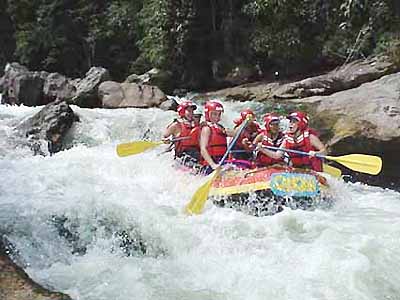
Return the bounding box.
[124,73,141,84]
[99,81,167,108]
[0,236,72,300]
[13,71,49,106]
[272,55,399,99]
[69,67,111,108]
[192,82,279,103]
[16,101,77,155]
[159,98,178,111]
[98,81,124,108]
[1,63,44,106]
[286,72,400,182]
[43,73,76,103]
[0,63,76,106]
[125,68,173,94]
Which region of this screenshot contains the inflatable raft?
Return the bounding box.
[208,165,333,216]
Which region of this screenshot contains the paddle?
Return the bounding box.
[116,137,190,157]
[185,117,251,215]
[264,146,382,175]
[322,163,342,178]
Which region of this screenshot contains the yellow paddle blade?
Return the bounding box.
[323,163,342,178]
[185,169,220,215]
[116,141,163,157]
[325,154,382,175]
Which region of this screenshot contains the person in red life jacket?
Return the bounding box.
[199,100,235,173]
[251,113,285,167]
[231,108,261,161]
[257,111,326,171]
[163,100,201,162]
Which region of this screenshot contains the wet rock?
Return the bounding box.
[125,68,173,94]
[1,63,76,106]
[285,72,400,183]
[99,81,167,108]
[16,101,77,156]
[159,97,178,111]
[43,73,76,103]
[1,63,44,106]
[69,67,110,108]
[49,215,150,257]
[0,236,72,300]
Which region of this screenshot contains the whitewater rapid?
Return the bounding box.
[1,103,400,300]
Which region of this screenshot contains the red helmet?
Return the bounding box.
[233,108,256,125]
[263,113,280,131]
[204,101,224,121]
[287,111,309,131]
[177,100,197,117]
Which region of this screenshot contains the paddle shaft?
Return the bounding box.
[219,118,251,165]
[264,145,324,159]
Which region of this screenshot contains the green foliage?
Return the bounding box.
[243,0,325,71]
[7,0,142,79]
[321,0,397,63]
[2,0,400,89]
[137,0,170,69]
[0,0,15,72]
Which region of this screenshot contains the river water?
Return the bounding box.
[1,103,400,300]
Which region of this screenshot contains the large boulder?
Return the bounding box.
[0,236,72,300]
[284,72,400,184]
[0,63,76,106]
[99,81,167,108]
[125,68,173,94]
[69,67,110,108]
[16,100,77,155]
[1,63,45,106]
[43,72,76,103]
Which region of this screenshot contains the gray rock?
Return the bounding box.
[287,72,400,180]
[99,81,167,108]
[16,101,77,156]
[69,67,110,108]
[125,68,173,94]
[0,236,72,300]
[159,98,178,111]
[43,73,76,102]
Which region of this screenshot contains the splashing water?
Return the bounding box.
[1,103,400,300]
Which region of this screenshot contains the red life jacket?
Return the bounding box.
[169,119,200,157]
[233,122,261,151]
[282,129,322,171]
[201,122,227,165]
[168,119,200,157]
[256,130,284,166]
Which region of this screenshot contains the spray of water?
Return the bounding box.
[1,103,400,300]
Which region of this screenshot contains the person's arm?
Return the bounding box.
[162,122,180,143]
[200,126,219,170]
[256,139,285,159]
[309,134,327,156]
[246,133,263,150]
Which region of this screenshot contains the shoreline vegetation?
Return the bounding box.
[1,1,399,91]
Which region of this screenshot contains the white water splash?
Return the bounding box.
[1,103,400,300]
